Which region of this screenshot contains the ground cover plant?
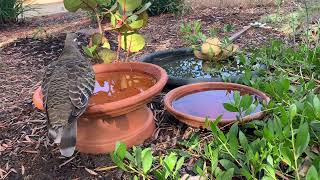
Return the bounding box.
[107,37,320,179]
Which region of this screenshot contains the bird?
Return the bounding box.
[41,33,95,157]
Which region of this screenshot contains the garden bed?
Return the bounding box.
[0,3,316,179]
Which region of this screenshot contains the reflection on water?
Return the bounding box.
[90,72,156,104]
[153,55,260,79]
[173,90,262,119]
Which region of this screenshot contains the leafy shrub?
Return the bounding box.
[64,0,151,63]
[143,0,189,16]
[0,0,28,24]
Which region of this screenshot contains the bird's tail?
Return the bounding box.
[59,120,77,157]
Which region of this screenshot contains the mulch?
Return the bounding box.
[0,5,287,179]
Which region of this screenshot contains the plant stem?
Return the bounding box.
[116,33,121,62]
[95,12,103,34]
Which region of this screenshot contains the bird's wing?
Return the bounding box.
[68,62,95,118]
[41,61,59,108]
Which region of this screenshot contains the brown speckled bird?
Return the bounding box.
[41,33,95,157]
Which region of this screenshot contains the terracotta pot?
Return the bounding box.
[164,82,270,128]
[77,106,155,154]
[33,62,168,154]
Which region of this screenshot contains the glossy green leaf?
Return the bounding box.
[289,104,297,121]
[223,103,238,112]
[306,166,319,180]
[240,95,253,110]
[233,91,241,106]
[110,153,127,170]
[239,130,248,151]
[128,11,148,29]
[114,141,127,160]
[135,2,151,14]
[295,122,310,157]
[117,0,142,12]
[121,33,145,52]
[141,148,153,174]
[175,156,185,172]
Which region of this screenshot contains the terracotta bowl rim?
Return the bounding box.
[33,62,168,115]
[164,82,270,127]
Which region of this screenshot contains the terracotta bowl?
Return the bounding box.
[77,106,155,154]
[33,62,168,117]
[164,82,270,128]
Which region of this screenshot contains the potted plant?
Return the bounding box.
[33,0,168,154]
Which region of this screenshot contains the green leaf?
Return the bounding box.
[175,157,185,172]
[240,95,253,110]
[64,0,82,12]
[233,91,241,106]
[97,48,116,63]
[228,124,239,157]
[240,167,251,179]
[141,148,153,174]
[223,103,238,112]
[219,159,240,174]
[217,168,234,180]
[64,0,97,12]
[295,122,310,157]
[117,0,142,12]
[306,166,319,180]
[239,131,248,151]
[154,170,166,180]
[313,96,320,118]
[289,104,297,121]
[134,147,142,168]
[114,141,126,160]
[280,146,294,167]
[164,153,177,172]
[110,153,127,171]
[128,11,148,29]
[135,2,151,14]
[121,33,145,52]
[82,45,94,58]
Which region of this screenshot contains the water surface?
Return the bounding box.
[172,90,262,119]
[90,72,156,104]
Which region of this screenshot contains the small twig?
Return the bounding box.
[276,170,290,180]
[95,166,117,172]
[59,156,76,168]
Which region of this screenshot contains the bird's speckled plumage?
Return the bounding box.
[41,33,95,157]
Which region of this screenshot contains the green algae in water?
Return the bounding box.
[154,55,249,79]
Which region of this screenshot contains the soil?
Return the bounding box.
[0,4,289,179]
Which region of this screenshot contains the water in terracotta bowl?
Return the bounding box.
[91,71,156,104]
[164,82,270,128]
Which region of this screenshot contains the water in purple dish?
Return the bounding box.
[172,90,262,119]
